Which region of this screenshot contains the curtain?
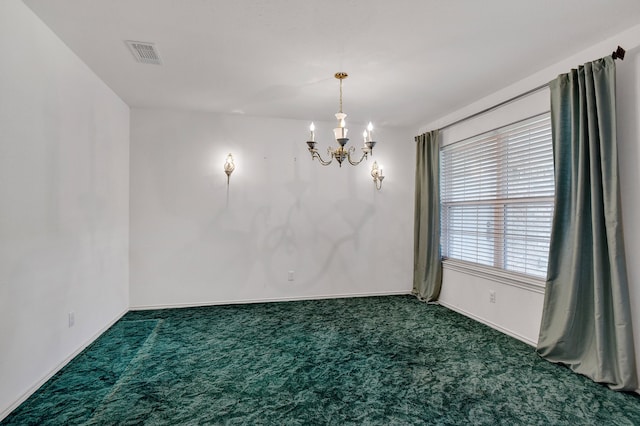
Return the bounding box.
[537,56,637,391]
[413,130,442,302]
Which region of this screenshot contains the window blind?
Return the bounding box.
[440,113,554,278]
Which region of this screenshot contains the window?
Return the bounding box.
[440,113,554,279]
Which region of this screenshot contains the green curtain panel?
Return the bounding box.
[537,56,637,391]
[413,130,442,302]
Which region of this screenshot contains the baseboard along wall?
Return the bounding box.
[129,290,412,311]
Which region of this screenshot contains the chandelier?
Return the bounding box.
[306,72,377,167]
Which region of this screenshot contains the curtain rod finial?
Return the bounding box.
[612,46,625,61]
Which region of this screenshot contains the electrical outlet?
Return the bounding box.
[489,290,496,304]
[68,312,75,328]
[288,270,295,281]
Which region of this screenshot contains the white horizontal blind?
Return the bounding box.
[440,113,554,278]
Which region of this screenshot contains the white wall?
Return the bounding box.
[129,109,414,308]
[0,0,130,418]
[617,45,640,393]
[436,89,550,346]
[420,24,640,387]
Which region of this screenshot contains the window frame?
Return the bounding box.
[439,112,554,288]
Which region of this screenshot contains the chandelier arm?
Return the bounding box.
[311,149,334,166]
[346,147,369,166]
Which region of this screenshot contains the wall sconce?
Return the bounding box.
[224,153,235,185]
[371,161,385,190]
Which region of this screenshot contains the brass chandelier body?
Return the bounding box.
[306,73,377,167]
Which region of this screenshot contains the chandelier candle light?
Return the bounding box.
[306,72,377,167]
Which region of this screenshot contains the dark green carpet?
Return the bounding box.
[4,295,640,425]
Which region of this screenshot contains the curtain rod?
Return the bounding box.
[436,46,626,133]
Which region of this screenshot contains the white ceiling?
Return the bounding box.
[23,0,640,128]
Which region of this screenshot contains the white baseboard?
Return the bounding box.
[129,290,412,311]
[0,308,129,422]
[437,300,538,347]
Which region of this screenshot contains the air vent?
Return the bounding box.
[125,40,162,65]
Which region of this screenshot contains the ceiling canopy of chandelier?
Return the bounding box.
[306,72,377,167]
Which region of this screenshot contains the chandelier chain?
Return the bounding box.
[339,78,343,113]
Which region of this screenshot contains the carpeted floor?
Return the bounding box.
[3,295,640,425]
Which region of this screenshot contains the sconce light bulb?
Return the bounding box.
[371,160,384,190]
[367,122,373,132]
[309,122,315,132]
[224,153,235,177]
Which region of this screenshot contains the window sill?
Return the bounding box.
[442,259,546,294]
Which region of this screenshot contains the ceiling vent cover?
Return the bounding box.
[125,40,162,65]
